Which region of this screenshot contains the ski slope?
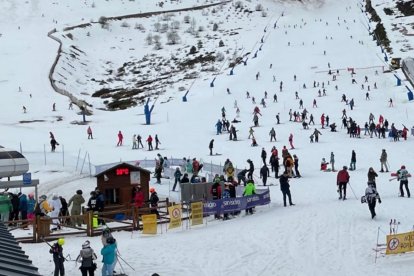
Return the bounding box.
[1,0,414,275]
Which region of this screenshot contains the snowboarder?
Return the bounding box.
[260,165,270,186]
[364,182,381,219]
[337,166,350,200]
[209,139,214,156]
[87,126,93,139]
[279,171,294,207]
[116,131,123,146]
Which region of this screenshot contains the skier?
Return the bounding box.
[312,128,322,142]
[147,135,153,151]
[337,166,350,200]
[247,159,254,180]
[380,149,388,172]
[330,152,335,171]
[261,147,267,165]
[288,133,295,149]
[49,238,65,276]
[276,113,280,124]
[87,126,93,139]
[76,240,97,276]
[397,165,411,197]
[364,182,381,219]
[215,119,223,135]
[50,137,59,152]
[132,134,137,149]
[209,139,214,156]
[367,167,378,188]
[269,127,276,142]
[101,236,117,276]
[293,154,301,178]
[116,131,123,146]
[350,150,356,171]
[155,134,161,150]
[279,171,295,207]
[137,134,144,148]
[260,165,270,186]
[248,127,254,139]
[320,114,325,129]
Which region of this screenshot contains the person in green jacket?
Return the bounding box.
[67,190,85,227]
[243,180,256,215]
[0,192,12,222]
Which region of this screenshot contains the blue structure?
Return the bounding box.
[261,36,264,43]
[406,86,414,101]
[394,74,401,86]
[230,68,234,75]
[253,50,258,58]
[210,77,216,87]
[243,58,248,66]
[182,90,189,102]
[144,98,155,125]
[384,53,388,62]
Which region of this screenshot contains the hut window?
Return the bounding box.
[105,188,120,204]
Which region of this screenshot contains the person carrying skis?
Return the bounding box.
[337,166,350,200]
[397,165,411,197]
[49,238,65,276]
[76,240,97,276]
[116,131,123,146]
[380,149,389,172]
[364,182,381,219]
[260,164,270,186]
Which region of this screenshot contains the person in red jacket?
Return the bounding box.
[133,186,144,208]
[337,166,350,200]
[117,131,123,146]
[146,135,153,151]
[192,158,200,175]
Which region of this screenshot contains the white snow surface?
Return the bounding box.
[1,0,414,275]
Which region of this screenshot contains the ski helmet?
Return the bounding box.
[401,165,406,169]
[82,240,90,249]
[57,238,65,246]
[149,187,155,193]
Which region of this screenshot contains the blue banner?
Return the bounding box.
[203,190,271,215]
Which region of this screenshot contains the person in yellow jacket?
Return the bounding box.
[35,195,52,216]
[243,180,256,215]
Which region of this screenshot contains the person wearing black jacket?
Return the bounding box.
[269,154,279,178]
[279,171,295,207]
[209,139,214,156]
[50,238,65,276]
[237,169,247,186]
[210,180,222,219]
[247,159,254,180]
[293,154,301,178]
[149,188,159,218]
[367,167,378,188]
[261,148,267,165]
[9,192,20,225]
[260,165,270,186]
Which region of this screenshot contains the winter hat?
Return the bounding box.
[149,187,156,193]
[82,240,90,249]
[52,193,59,200]
[76,190,83,195]
[343,166,348,170]
[401,165,406,169]
[39,195,47,200]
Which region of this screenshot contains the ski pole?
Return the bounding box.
[116,250,135,271]
[347,182,358,200]
[41,237,69,262]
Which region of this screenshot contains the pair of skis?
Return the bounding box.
[389,219,400,235]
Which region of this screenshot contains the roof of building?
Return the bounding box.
[94,162,151,177]
[0,222,40,276]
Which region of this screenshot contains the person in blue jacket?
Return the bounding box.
[215,120,223,135]
[101,236,117,276]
